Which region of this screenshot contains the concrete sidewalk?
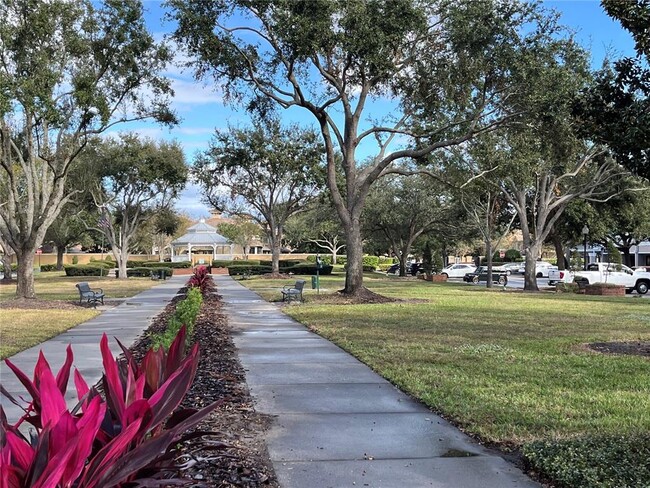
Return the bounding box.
[0,276,186,424]
[217,275,539,488]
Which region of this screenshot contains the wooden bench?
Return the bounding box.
[281,280,306,302]
[75,282,105,307]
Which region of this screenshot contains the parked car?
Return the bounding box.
[517,261,556,278]
[440,263,476,279]
[386,262,426,276]
[574,263,650,294]
[499,262,523,275]
[463,266,508,285]
[386,263,400,275]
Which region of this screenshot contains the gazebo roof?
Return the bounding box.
[171,219,230,246]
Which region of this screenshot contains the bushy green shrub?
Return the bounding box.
[285,263,333,275]
[87,260,114,269]
[279,259,304,269]
[306,255,334,265]
[71,256,79,265]
[126,259,153,267]
[153,288,203,349]
[136,261,191,269]
[64,265,107,276]
[362,255,380,271]
[125,267,173,278]
[227,265,272,276]
[231,259,261,266]
[212,259,234,268]
[505,249,522,261]
[523,434,650,488]
[378,256,396,265]
[40,264,58,272]
[555,282,580,293]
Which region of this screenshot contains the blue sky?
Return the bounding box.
[125,1,638,218]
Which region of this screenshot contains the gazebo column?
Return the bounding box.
[230,243,234,259]
[170,245,175,259]
[188,243,192,264]
[212,244,217,260]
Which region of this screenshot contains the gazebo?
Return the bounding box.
[170,219,233,262]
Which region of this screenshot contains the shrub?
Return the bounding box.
[505,249,522,261]
[228,264,273,276]
[126,259,152,268]
[212,259,234,268]
[71,255,79,264]
[378,256,396,265]
[126,267,173,278]
[136,261,192,269]
[39,264,57,272]
[64,265,107,277]
[187,265,215,295]
[152,288,203,349]
[1,328,220,487]
[279,259,304,269]
[362,255,380,271]
[523,434,650,488]
[556,282,580,293]
[285,263,334,275]
[231,259,261,266]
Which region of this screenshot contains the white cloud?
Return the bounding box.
[170,78,223,106]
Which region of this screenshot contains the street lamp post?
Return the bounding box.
[316,254,322,295]
[582,225,589,270]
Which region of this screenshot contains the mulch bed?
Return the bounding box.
[129,290,278,487]
[587,341,650,358]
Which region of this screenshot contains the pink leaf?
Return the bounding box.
[73,368,90,410]
[33,352,52,389]
[3,358,39,406]
[37,365,67,429]
[54,345,74,395]
[5,431,34,472]
[100,334,126,424]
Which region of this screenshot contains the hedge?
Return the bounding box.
[40,264,58,272]
[64,265,108,277]
[227,265,272,276]
[121,267,173,278]
[212,260,234,268]
[362,255,380,271]
[135,261,191,269]
[231,259,261,266]
[279,259,305,269]
[285,263,333,275]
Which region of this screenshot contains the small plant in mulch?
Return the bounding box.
[1,326,222,487]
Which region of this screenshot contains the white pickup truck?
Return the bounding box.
[549,263,650,294]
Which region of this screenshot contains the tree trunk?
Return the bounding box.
[15,252,36,298]
[398,253,408,277]
[343,223,364,295]
[2,253,13,280]
[114,248,129,280]
[271,239,280,274]
[552,235,565,270]
[523,242,542,291]
[56,246,65,271]
[485,238,493,289]
[331,250,337,265]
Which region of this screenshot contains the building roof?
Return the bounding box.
[171,219,231,246]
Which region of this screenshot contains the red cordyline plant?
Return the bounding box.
[0,327,222,487]
[187,266,215,295]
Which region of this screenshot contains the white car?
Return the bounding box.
[517,261,556,278]
[493,262,522,275]
[440,263,476,279]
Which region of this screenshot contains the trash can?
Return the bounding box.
[311,275,319,289]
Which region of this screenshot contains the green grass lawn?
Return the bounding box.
[241,272,650,445]
[0,271,161,358]
[0,271,160,301]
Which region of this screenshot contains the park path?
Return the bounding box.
[216,275,539,488]
[0,276,186,424]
